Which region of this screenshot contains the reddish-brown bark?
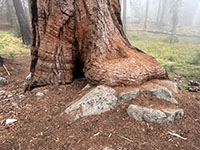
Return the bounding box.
[26,0,167,90]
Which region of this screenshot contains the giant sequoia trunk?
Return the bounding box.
[27,0,167,90]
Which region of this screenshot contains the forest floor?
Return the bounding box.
[0,55,200,150]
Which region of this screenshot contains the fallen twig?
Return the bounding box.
[118,135,134,143]
[108,133,112,138]
[2,64,11,76]
[93,132,101,136]
[168,131,187,140]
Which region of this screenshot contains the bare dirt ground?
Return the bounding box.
[0,56,200,150]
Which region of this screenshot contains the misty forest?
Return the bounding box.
[0,0,200,149]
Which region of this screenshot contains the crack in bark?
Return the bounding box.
[30,0,39,74]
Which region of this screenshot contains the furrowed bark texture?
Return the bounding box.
[28,0,167,90]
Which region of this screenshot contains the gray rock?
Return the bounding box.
[160,80,178,93]
[0,77,7,85]
[162,109,184,126]
[162,108,184,119]
[127,105,184,125]
[118,89,140,103]
[36,92,44,97]
[164,115,175,126]
[143,108,167,124]
[127,105,144,121]
[145,86,178,104]
[128,105,167,123]
[65,85,118,121]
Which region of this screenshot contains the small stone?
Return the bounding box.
[19,94,25,99]
[7,94,12,98]
[11,102,18,107]
[145,86,178,104]
[187,86,200,93]
[26,73,32,82]
[0,89,5,95]
[189,80,199,86]
[36,92,44,97]
[0,77,7,85]
[6,119,17,125]
[44,89,49,93]
[118,89,140,103]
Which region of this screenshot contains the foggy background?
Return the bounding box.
[120,0,200,40]
[1,0,200,43]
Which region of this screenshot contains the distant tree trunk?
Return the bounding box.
[21,0,31,25]
[12,0,31,45]
[170,0,179,44]
[156,0,162,25]
[27,0,31,21]
[26,0,167,91]
[159,0,167,27]
[5,0,13,25]
[144,0,149,29]
[122,0,127,34]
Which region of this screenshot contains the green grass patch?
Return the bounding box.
[127,31,200,82]
[0,31,30,55]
